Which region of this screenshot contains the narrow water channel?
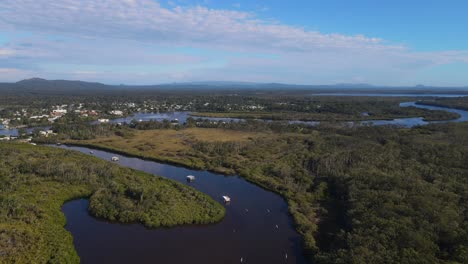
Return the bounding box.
[101,101,468,128]
[56,145,307,264]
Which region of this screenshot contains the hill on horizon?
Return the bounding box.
[0,78,467,96]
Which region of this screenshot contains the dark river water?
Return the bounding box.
[44,99,468,263]
[56,145,306,264]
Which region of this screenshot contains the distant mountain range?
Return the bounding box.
[0,78,467,96]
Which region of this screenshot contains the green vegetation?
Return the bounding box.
[3,87,467,263]
[0,143,225,264]
[191,96,460,121]
[53,127,267,173]
[62,122,468,263]
[1,88,461,130]
[192,107,459,122]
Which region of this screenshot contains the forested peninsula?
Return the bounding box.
[0,143,225,263]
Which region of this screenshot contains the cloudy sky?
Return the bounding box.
[1,0,467,86]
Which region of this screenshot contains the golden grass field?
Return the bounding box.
[68,128,270,172]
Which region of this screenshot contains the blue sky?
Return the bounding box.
[0,0,467,86]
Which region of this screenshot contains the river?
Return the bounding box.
[49,99,468,263]
[102,101,468,128]
[311,93,468,97]
[2,99,468,137]
[56,145,307,264]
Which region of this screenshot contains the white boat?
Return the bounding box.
[186,175,196,182]
[222,196,231,203]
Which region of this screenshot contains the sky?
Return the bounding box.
[0,0,468,86]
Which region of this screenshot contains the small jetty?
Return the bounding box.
[186,175,196,182]
[222,196,231,203]
[111,156,119,161]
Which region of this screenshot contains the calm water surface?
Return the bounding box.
[107,112,243,124]
[106,101,468,128]
[57,145,307,264]
[311,93,468,97]
[0,126,50,136]
[51,100,468,263]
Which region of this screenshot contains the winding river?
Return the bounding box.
[47,99,468,263]
[2,98,468,137]
[56,145,307,264]
[104,101,468,128]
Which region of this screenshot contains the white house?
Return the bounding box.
[110,110,124,116]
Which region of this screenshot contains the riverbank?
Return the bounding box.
[56,128,326,259]
[190,110,460,122]
[54,122,468,263]
[56,144,309,263]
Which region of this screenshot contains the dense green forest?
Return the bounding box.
[0,143,225,264]
[2,85,468,263]
[52,121,468,264]
[188,123,468,263]
[191,106,460,121]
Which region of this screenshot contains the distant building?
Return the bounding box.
[52,109,67,114]
[30,115,49,119]
[39,130,56,137]
[51,109,67,117]
[110,110,124,116]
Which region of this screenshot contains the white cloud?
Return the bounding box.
[0,0,467,85]
[0,48,16,57]
[0,0,394,53]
